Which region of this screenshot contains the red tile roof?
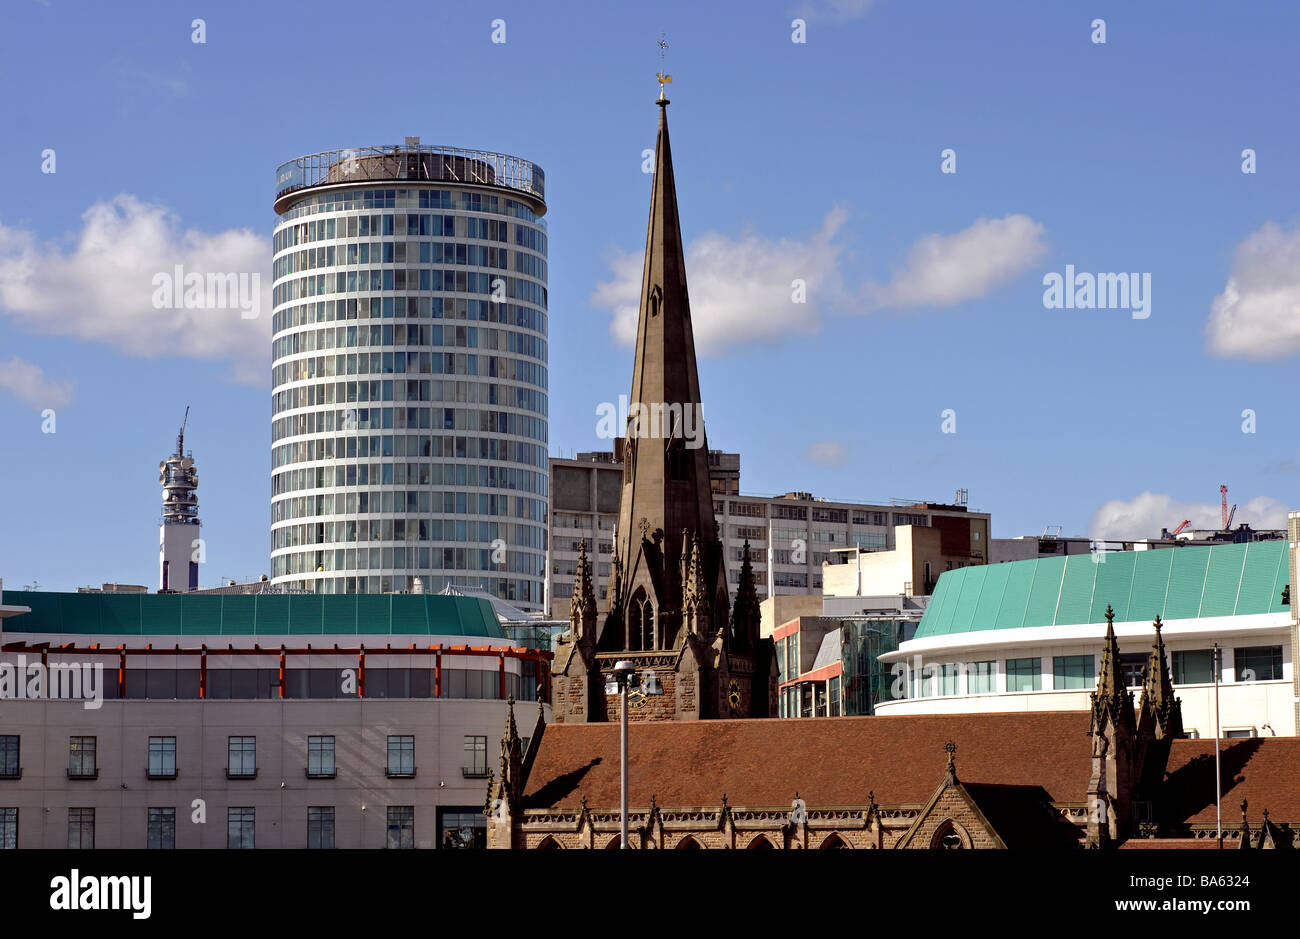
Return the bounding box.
[523,712,1093,810]
[1161,737,1300,826]
[1119,838,1230,850]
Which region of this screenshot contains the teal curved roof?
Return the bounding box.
[0,591,504,639]
[916,542,1291,639]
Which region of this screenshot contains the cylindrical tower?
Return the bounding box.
[270,139,549,606]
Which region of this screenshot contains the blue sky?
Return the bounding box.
[1,0,1297,591]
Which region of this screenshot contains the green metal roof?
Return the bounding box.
[0,591,504,639]
[916,542,1291,639]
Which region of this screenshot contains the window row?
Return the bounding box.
[1,803,488,850]
[272,323,546,362]
[273,269,547,309]
[0,665,540,704]
[272,486,545,526]
[273,434,547,474]
[279,184,539,221]
[272,296,546,335]
[301,573,543,602]
[272,460,546,498]
[272,522,547,560]
[0,733,501,786]
[271,348,546,390]
[901,645,1284,698]
[274,238,535,279]
[275,196,541,242]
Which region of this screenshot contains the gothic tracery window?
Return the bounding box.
[629,588,655,650]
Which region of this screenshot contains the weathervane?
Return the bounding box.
[656,31,672,101]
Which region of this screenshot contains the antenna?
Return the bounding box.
[178,406,190,457]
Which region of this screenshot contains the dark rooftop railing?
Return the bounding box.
[275,144,544,207]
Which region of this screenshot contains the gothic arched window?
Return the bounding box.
[629,588,655,651]
[930,819,969,849]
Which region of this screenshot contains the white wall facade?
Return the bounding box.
[875,612,1294,737]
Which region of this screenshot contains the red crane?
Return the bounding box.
[1220,484,1229,530]
[1170,519,1190,537]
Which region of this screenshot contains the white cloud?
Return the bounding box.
[861,214,1048,311]
[1205,222,1300,360]
[791,0,875,22]
[1088,491,1290,541]
[0,355,73,410]
[594,209,1049,355]
[804,440,849,466]
[595,206,847,355]
[0,195,270,385]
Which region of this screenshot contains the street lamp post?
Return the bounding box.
[605,660,662,849]
[608,661,635,849]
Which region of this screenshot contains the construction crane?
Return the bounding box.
[1170,519,1190,537]
[1216,486,1237,530]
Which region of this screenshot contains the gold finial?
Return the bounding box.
[656,32,672,101]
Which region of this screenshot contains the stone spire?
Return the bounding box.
[501,694,521,775]
[682,532,708,621]
[1139,615,1183,739]
[569,539,598,642]
[599,92,728,655]
[1090,605,1135,734]
[731,540,760,652]
[492,695,525,820]
[549,87,776,723]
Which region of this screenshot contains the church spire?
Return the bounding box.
[1139,615,1183,739]
[600,85,724,655]
[569,539,597,642]
[548,81,777,724]
[1090,605,1134,731]
[731,540,760,652]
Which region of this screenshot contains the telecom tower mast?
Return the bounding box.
[159,407,200,592]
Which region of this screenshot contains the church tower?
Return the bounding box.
[551,85,776,723]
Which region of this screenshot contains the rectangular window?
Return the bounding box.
[227,736,256,778]
[1234,645,1283,682]
[439,808,486,849]
[68,737,97,779]
[1053,654,1095,690]
[1172,649,1216,685]
[387,806,414,849]
[941,663,960,696]
[68,808,94,849]
[308,807,335,849]
[1005,657,1042,692]
[0,737,18,779]
[387,735,415,777]
[909,665,933,699]
[0,808,15,849]
[828,676,841,717]
[463,735,487,778]
[147,808,176,849]
[227,807,255,849]
[1115,652,1149,689]
[970,661,995,694]
[148,736,177,778]
[307,735,336,777]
